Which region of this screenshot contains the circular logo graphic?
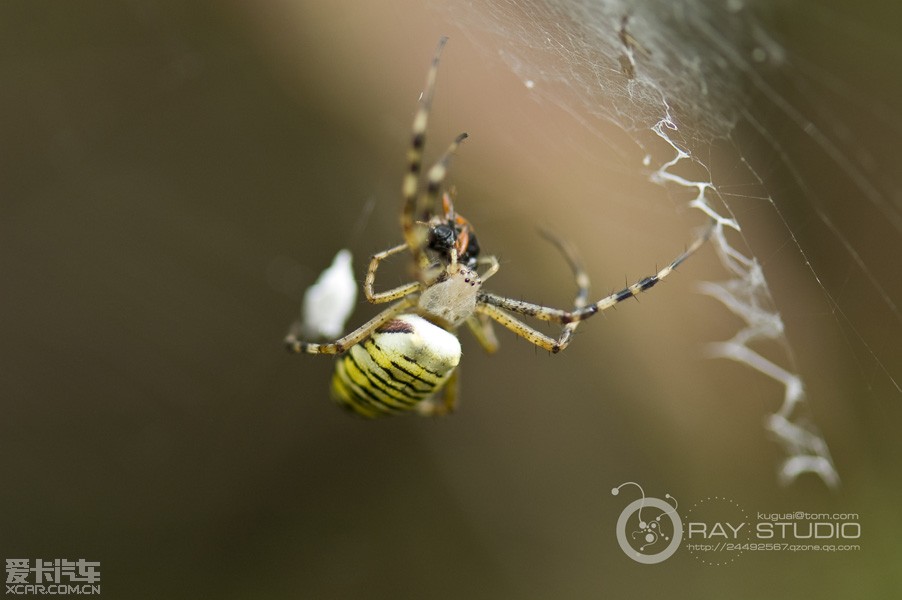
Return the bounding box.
[682,496,749,566]
[613,483,683,564]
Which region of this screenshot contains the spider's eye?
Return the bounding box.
[428,224,456,252]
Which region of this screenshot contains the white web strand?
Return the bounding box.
[434,0,902,488]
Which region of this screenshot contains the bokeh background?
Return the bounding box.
[2,1,900,598]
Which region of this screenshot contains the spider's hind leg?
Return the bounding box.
[285,298,414,355]
[416,368,460,416]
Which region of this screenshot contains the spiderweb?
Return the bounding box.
[443,0,902,488]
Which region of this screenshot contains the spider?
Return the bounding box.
[285,37,712,418]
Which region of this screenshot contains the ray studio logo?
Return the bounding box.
[612,481,862,565]
[612,481,683,564]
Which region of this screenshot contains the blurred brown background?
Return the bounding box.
[2,1,900,598]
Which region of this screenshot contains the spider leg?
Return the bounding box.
[538,229,590,308]
[476,255,500,282]
[475,304,569,353]
[364,243,422,303]
[402,36,448,269]
[424,132,468,221]
[539,229,591,343]
[465,313,500,354]
[416,367,459,416]
[478,220,714,327]
[285,298,414,355]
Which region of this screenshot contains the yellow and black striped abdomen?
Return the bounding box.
[330,314,461,418]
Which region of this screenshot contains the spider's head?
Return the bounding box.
[425,193,480,269]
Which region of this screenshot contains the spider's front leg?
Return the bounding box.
[402,37,448,268]
[285,298,414,355]
[364,243,422,303]
[476,255,500,282]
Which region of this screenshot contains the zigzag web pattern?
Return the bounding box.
[444,0,902,487]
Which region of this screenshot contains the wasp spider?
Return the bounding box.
[285,37,713,418]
